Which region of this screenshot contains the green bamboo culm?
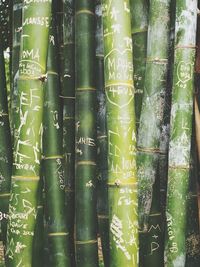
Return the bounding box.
[136,0,170,266]
[0,34,12,253]
[10,0,22,137]
[75,0,98,266]
[6,1,52,266]
[130,0,148,130]
[42,17,71,267]
[102,0,138,266]
[57,0,75,262]
[164,1,198,266]
[95,1,109,266]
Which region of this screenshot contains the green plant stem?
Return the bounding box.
[6,1,52,266]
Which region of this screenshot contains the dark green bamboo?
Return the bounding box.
[75,0,98,266]
[57,0,75,262]
[6,1,52,266]
[164,1,198,266]
[10,0,22,136]
[32,178,45,267]
[185,129,200,267]
[130,0,148,129]
[0,35,12,246]
[102,0,138,266]
[42,17,71,267]
[95,1,109,266]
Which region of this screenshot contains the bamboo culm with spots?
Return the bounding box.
[42,17,71,267]
[57,0,76,262]
[95,0,109,266]
[164,1,198,266]
[5,1,52,266]
[136,0,170,266]
[75,0,98,266]
[102,0,138,266]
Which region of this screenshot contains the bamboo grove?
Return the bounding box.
[1,0,200,266]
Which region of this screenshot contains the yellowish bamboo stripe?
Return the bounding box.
[12,175,40,181]
[96,54,104,58]
[48,232,69,237]
[175,45,196,49]
[149,212,162,217]
[60,95,75,99]
[0,112,8,116]
[107,181,137,186]
[47,70,59,76]
[169,165,190,170]
[76,239,98,245]
[37,205,43,209]
[76,87,96,91]
[146,57,168,63]
[76,9,94,16]
[137,146,167,155]
[105,82,134,88]
[0,193,11,198]
[43,155,63,160]
[77,160,96,166]
[132,27,148,35]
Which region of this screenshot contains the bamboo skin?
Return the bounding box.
[164,1,198,266]
[102,0,138,266]
[6,1,52,266]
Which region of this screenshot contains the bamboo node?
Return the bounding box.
[76,239,98,245]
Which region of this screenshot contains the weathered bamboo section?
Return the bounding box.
[75,0,98,266]
[95,1,109,266]
[164,1,198,266]
[130,0,148,129]
[102,0,138,266]
[6,1,52,266]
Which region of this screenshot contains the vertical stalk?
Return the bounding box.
[0,33,12,258]
[57,0,75,262]
[75,0,98,266]
[136,1,170,266]
[130,0,148,130]
[164,1,198,266]
[95,1,109,266]
[102,0,138,266]
[42,17,71,266]
[6,1,52,266]
[10,0,22,135]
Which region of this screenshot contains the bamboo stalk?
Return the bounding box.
[6,1,52,266]
[42,16,71,266]
[75,0,98,266]
[57,0,76,262]
[0,34,12,247]
[102,0,138,266]
[130,0,148,130]
[164,1,198,266]
[95,1,109,266]
[10,0,22,137]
